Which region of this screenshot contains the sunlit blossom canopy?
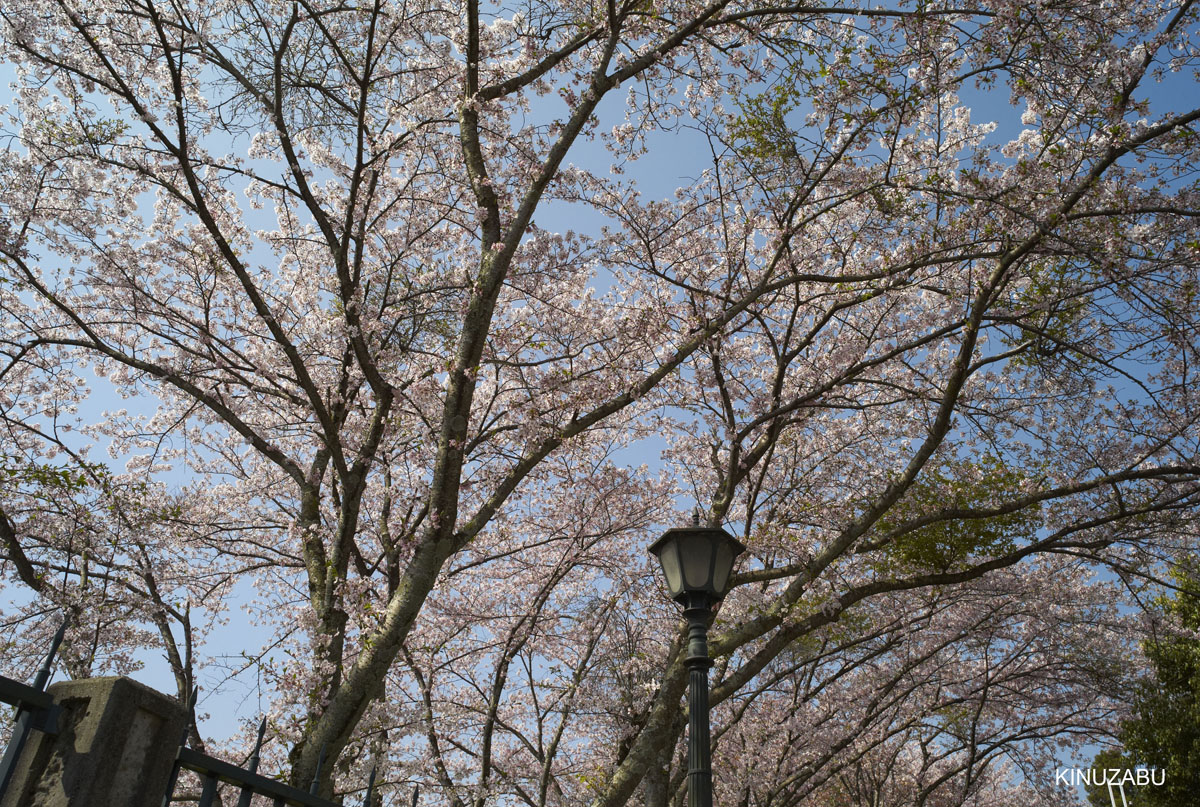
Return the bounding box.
[2,0,1200,799]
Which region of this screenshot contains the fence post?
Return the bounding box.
[360,766,376,807]
[160,686,198,807]
[0,676,189,807]
[309,743,327,795]
[234,717,268,807]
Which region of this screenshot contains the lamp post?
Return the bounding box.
[649,513,745,807]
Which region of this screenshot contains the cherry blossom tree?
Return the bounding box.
[1,0,1199,803]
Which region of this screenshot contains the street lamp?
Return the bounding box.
[649,513,745,807]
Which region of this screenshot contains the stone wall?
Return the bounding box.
[1,677,188,807]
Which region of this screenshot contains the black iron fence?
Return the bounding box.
[161,684,387,807]
[0,617,67,796]
[162,709,379,807]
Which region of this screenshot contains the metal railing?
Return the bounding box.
[0,617,67,797]
[163,708,381,807]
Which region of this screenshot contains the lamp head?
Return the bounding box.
[649,521,746,606]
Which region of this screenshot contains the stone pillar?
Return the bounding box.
[1,676,189,807]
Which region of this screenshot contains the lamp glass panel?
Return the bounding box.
[712,541,734,593]
[657,543,682,595]
[680,533,714,590]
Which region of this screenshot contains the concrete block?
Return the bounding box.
[1,676,189,807]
